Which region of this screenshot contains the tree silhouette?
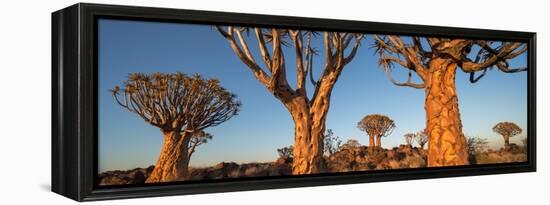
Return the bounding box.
[357,114,396,148]
[493,122,522,150]
[111,72,240,182]
[404,133,415,147]
[373,36,527,167]
[324,129,342,156]
[277,145,294,160]
[217,26,364,174]
[466,136,488,164]
[415,129,429,150]
[467,136,488,155]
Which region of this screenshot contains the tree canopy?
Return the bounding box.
[111,72,241,132]
[492,122,522,138]
[357,114,396,139]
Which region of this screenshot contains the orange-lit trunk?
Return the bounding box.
[375,135,382,148]
[146,131,192,183]
[368,135,375,148]
[425,58,469,167]
[287,96,327,175]
[504,135,510,151]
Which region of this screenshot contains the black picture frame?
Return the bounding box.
[52,3,536,202]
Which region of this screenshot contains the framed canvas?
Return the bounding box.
[52,3,536,201]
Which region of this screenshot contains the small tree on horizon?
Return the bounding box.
[111,72,240,183]
[340,139,362,150]
[324,129,342,156]
[492,122,522,151]
[277,145,294,160]
[467,136,489,164]
[415,129,429,150]
[404,133,416,147]
[357,114,396,148]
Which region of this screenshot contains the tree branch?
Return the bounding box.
[216,26,271,86]
[382,65,425,89]
[460,42,525,72]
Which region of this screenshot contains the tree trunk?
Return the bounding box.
[504,135,510,151]
[376,135,382,148]
[425,58,469,167]
[368,135,375,148]
[146,131,192,183]
[287,96,326,175]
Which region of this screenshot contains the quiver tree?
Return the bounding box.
[111,72,240,182]
[357,114,396,148]
[373,35,527,167]
[404,133,415,147]
[492,122,522,151]
[217,26,364,174]
[415,129,429,150]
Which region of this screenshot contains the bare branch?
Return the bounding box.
[460,42,526,72]
[254,28,273,69]
[343,34,364,65]
[469,68,488,83]
[216,26,271,86]
[290,30,307,91]
[382,65,425,89]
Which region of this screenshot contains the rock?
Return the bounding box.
[127,170,146,184]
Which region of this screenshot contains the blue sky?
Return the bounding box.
[98,19,527,172]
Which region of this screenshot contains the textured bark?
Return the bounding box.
[146,131,192,183]
[375,135,382,147]
[286,95,328,175]
[425,58,469,167]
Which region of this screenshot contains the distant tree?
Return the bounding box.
[404,133,415,147]
[111,73,240,182]
[373,35,527,167]
[357,114,396,148]
[341,139,362,150]
[217,26,364,174]
[415,129,429,150]
[324,129,342,156]
[492,122,522,150]
[277,145,294,159]
[467,136,489,159]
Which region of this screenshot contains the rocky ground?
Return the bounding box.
[98,145,527,186]
[471,144,527,165]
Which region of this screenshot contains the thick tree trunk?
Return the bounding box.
[287,96,326,175]
[425,58,469,167]
[369,135,375,148]
[375,135,382,148]
[504,135,510,151]
[146,131,192,183]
